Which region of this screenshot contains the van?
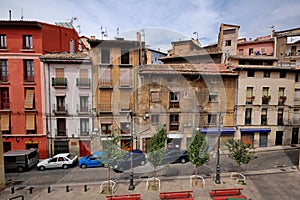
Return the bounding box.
[4,149,39,172]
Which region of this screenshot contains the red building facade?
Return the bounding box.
[0,20,80,158]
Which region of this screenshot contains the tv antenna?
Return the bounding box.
[100,26,108,39]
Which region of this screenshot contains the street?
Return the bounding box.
[5,149,299,187]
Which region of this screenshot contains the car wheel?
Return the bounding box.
[80,164,87,169]
[17,166,24,172]
[62,164,68,169]
[180,158,186,164]
[39,166,45,171]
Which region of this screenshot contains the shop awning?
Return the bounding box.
[240,128,271,133]
[201,128,235,135]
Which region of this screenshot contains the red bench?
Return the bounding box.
[209,188,243,197]
[212,195,247,200]
[160,190,193,199]
[106,193,141,200]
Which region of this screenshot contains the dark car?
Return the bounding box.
[161,149,189,165]
[113,149,146,173]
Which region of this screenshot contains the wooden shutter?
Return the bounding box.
[80,69,88,79]
[26,114,35,130]
[24,89,34,109]
[120,90,131,109]
[151,92,160,102]
[56,68,64,78]
[120,68,130,86]
[0,114,9,131]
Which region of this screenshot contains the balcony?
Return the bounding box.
[77,104,90,115]
[262,96,271,104]
[52,77,67,87]
[0,102,10,110]
[246,96,255,104]
[24,76,35,84]
[76,78,90,87]
[98,103,112,113]
[99,80,112,88]
[55,129,67,137]
[169,101,180,109]
[245,118,251,125]
[119,80,132,88]
[294,98,300,106]
[53,104,68,115]
[278,96,286,105]
[0,75,8,83]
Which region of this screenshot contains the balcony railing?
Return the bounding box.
[55,129,67,137]
[53,104,68,115]
[76,78,90,87]
[246,96,255,104]
[0,102,10,110]
[52,77,67,87]
[77,104,89,113]
[99,79,112,88]
[169,101,180,109]
[278,96,286,105]
[294,98,300,106]
[262,96,271,104]
[0,75,8,82]
[98,103,112,112]
[24,76,34,83]
[119,79,131,87]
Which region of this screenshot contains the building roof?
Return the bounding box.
[139,64,237,76]
[40,52,90,63]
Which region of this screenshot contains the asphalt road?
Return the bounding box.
[5,149,299,187]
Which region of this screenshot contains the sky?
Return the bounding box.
[1,0,300,52]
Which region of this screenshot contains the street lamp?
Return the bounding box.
[128,111,135,190]
[215,113,222,184]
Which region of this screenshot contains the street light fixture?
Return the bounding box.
[128,111,135,190]
[215,113,222,184]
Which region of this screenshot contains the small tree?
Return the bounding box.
[147,126,167,189]
[225,138,255,178]
[100,134,126,194]
[187,130,209,179]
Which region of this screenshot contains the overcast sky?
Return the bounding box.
[1,0,300,52]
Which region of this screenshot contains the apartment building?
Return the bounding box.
[88,37,143,151]
[40,53,92,157]
[0,20,80,158]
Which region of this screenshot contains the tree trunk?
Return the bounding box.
[153,167,156,187]
[108,167,111,194]
[195,165,199,180]
[238,164,241,179]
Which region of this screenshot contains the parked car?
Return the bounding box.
[161,149,189,165]
[113,149,146,173]
[4,149,39,172]
[78,151,107,169]
[37,153,78,171]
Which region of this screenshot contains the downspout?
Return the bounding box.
[47,63,53,157]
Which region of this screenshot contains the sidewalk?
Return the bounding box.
[0,165,298,200]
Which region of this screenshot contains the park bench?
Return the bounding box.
[106,193,141,200]
[159,190,193,199]
[209,188,243,197]
[212,194,247,200]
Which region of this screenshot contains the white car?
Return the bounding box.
[37,153,78,171]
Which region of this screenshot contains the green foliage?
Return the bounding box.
[187,130,209,168]
[100,134,126,168]
[148,126,168,168]
[225,138,255,166]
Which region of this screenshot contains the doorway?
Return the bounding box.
[259,133,268,147]
[275,131,283,145]
[292,128,299,144]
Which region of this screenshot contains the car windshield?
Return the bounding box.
[67,154,76,160]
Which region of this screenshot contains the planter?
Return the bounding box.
[100,180,116,194]
[230,172,246,185]
[190,175,205,188]
[146,177,161,191]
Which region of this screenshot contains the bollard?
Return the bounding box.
[11,186,14,194]
[29,186,33,194]
[48,186,51,193]
[66,185,69,192]
[84,185,87,192]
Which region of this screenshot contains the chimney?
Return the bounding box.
[9,10,11,20]
[90,36,95,40]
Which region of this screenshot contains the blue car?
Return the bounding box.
[78,151,107,169]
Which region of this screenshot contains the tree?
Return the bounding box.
[187,130,209,178]
[100,134,126,194]
[225,138,255,178]
[147,126,167,189]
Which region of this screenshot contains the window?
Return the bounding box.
[121,49,130,64]
[24,60,34,82]
[99,90,111,111]
[247,71,255,77]
[79,96,88,112]
[279,71,286,78]
[261,108,267,125]
[293,109,299,124]
[261,47,266,55]
[245,108,252,125]
[52,68,66,87]
[24,88,35,109]
[249,48,254,55]
[277,109,284,125]
[0,34,7,48]
[238,49,244,55]
[80,118,89,136]
[56,96,66,112]
[120,122,130,134]
[208,114,217,125]
[151,115,159,125]
[169,92,180,108]
[26,113,36,134]
[101,49,110,64]
[225,40,231,46]
[0,59,8,82]
[246,87,254,104]
[77,69,89,87]
[0,87,9,109]
[262,87,270,104]
[23,35,33,49]
[223,29,236,35]
[120,90,131,111]
[169,114,179,131]
[263,71,270,78]
[0,114,10,134]
[56,118,66,136]
[295,73,299,82]
[295,89,300,106]
[209,92,218,102]
[101,124,111,135]
[120,68,130,86]
[100,67,111,87]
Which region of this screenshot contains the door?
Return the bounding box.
[275,131,283,145]
[241,133,254,147]
[259,133,268,147]
[292,128,299,144]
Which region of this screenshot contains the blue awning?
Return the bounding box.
[201,128,235,135]
[240,128,271,133]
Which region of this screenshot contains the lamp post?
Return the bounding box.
[215,113,222,184]
[128,111,135,190]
